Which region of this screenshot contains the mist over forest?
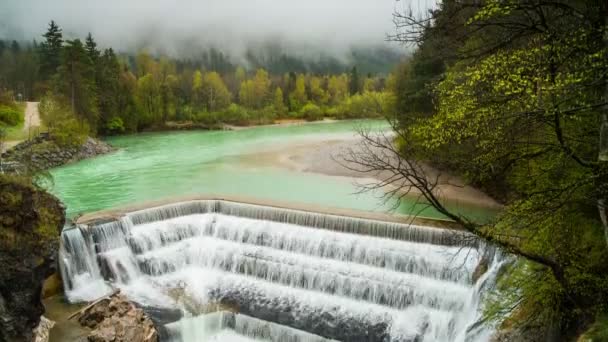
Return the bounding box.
[0,0,434,73]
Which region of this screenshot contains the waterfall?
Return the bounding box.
[59,200,503,342]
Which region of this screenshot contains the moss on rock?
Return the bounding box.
[0,174,65,342]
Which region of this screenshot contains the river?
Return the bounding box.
[49,120,493,220]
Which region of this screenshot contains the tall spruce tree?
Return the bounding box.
[348,66,360,95]
[39,20,63,80]
[57,39,98,131]
[96,48,122,133]
[85,33,100,63]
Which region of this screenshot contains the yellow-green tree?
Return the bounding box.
[289,74,307,111]
[235,66,246,85]
[191,70,204,108]
[328,75,348,105]
[135,51,158,78]
[239,80,256,109]
[253,68,271,108]
[363,78,376,93]
[135,73,162,127]
[201,72,231,112]
[240,69,271,109]
[309,76,328,105]
[273,88,287,115]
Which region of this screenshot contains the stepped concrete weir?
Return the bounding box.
[59,199,504,342]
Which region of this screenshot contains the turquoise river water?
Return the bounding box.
[48,120,492,220]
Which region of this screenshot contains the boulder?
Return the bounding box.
[472,257,490,283]
[0,175,65,342]
[31,316,55,342]
[75,292,158,342]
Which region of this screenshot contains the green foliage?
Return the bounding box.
[221,104,249,126]
[582,315,608,341]
[390,0,608,337]
[200,71,231,112]
[328,74,348,105]
[39,20,63,80]
[299,103,323,121]
[0,104,22,126]
[135,73,162,128]
[239,69,271,109]
[55,39,99,130]
[192,110,220,127]
[39,94,88,147]
[104,116,125,135]
[348,66,360,95]
[0,174,64,255]
[289,74,308,111]
[273,88,287,116]
[333,91,394,119]
[2,22,393,136]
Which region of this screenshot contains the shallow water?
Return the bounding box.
[48,120,492,220]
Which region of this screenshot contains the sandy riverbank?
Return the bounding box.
[237,136,503,210]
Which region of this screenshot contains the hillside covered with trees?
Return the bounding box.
[0,21,398,137]
[344,0,608,340]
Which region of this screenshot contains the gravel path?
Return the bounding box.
[23,101,41,131]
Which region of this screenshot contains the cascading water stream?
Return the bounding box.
[59,200,504,341]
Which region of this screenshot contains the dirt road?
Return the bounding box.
[23,101,41,132]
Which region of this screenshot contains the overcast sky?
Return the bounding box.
[0,0,433,58]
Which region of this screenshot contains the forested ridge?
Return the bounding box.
[354,0,608,339]
[0,21,397,137]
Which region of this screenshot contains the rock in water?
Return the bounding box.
[31,316,55,342]
[0,175,66,342]
[76,292,158,342]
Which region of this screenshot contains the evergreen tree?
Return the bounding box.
[56,39,98,130]
[96,48,122,133]
[10,41,20,54]
[39,20,63,79]
[85,33,100,63]
[348,66,360,95]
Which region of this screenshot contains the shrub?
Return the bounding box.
[332,91,395,119]
[175,105,194,122]
[39,95,88,147]
[221,104,250,126]
[0,105,23,126]
[299,103,323,121]
[104,117,125,135]
[250,106,277,125]
[192,110,220,126]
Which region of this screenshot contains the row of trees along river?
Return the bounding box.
[0,21,397,139]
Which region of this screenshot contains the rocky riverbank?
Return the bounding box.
[0,175,66,341]
[1,134,114,172]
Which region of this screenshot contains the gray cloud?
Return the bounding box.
[0,0,433,59]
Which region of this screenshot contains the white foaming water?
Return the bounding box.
[59,200,503,342]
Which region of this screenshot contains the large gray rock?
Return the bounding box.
[0,176,65,342]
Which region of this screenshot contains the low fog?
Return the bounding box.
[0,0,433,60]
